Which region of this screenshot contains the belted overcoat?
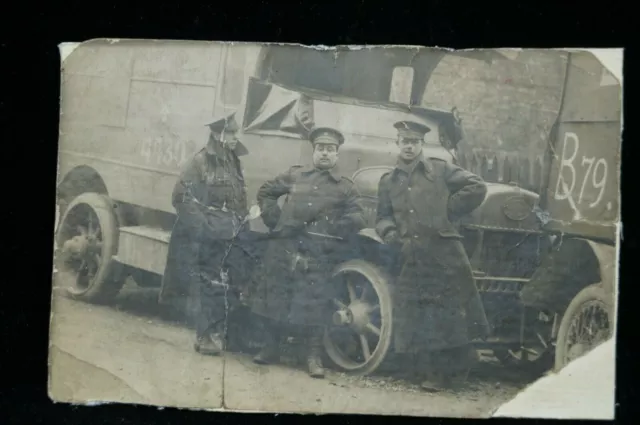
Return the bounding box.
[159,143,250,325]
[375,155,490,353]
[250,165,366,326]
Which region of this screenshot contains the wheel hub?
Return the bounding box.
[333,309,352,326]
[333,301,372,333]
[62,235,90,259]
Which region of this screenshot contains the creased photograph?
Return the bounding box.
[49,40,622,419]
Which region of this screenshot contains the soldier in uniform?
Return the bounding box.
[375,119,490,391]
[159,112,253,356]
[249,127,366,378]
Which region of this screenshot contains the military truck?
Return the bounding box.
[55,42,619,376]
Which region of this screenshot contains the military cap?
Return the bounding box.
[205,111,248,156]
[206,112,240,133]
[308,126,345,147]
[394,120,431,140]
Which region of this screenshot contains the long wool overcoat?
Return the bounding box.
[375,155,490,353]
[249,165,366,326]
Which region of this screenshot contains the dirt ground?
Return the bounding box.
[48,279,539,417]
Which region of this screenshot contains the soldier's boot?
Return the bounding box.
[194,332,224,356]
[253,326,280,365]
[426,366,471,391]
[307,335,325,379]
[445,347,477,390]
[417,349,447,392]
[419,373,449,392]
[421,346,475,392]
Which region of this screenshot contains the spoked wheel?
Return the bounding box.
[55,193,124,304]
[554,284,614,371]
[323,259,393,376]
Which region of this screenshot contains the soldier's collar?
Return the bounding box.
[206,138,226,158]
[394,155,433,179]
[302,165,342,182]
[206,136,248,157]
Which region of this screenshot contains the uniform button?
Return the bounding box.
[308,202,313,206]
[314,186,318,190]
[409,209,414,213]
[414,235,418,239]
[408,187,412,191]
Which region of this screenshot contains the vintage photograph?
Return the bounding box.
[50,41,621,418]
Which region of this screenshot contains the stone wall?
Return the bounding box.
[423,50,568,158]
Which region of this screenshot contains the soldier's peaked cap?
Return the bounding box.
[308,126,345,146]
[205,111,248,156]
[206,112,240,133]
[394,120,431,140]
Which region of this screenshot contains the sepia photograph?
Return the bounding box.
[49,40,621,419]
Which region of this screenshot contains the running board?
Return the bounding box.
[113,226,171,275]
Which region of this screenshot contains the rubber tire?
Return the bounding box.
[56,192,124,304]
[554,283,614,372]
[323,259,393,376]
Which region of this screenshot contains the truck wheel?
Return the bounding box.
[554,284,614,372]
[55,192,125,304]
[323,259,393,376]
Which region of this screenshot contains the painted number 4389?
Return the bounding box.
[140,137,189,168]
